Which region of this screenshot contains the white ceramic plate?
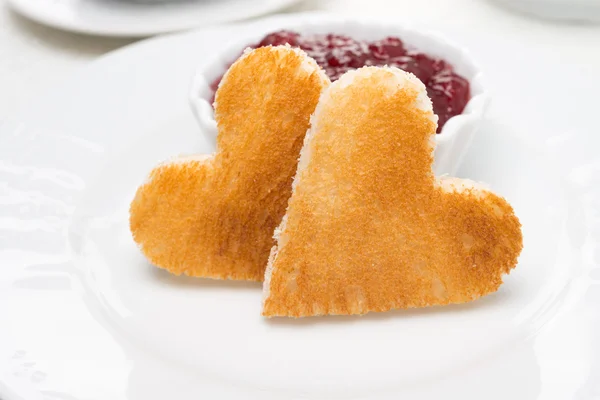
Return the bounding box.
[2,13,600,400]
[7,0,302,37]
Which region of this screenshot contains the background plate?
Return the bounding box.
[7,0,301,37]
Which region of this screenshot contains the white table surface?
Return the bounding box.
[2,0,600,119]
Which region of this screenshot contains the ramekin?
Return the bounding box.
[189,15,488,175]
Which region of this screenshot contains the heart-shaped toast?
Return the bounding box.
[262,67,523,317]
[130,46,329,281]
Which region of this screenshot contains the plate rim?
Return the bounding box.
[7,0,303,37]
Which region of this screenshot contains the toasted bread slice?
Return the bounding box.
[130,46,330,281]
[262,67,523,317]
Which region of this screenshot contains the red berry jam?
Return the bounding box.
[210,31,471,133]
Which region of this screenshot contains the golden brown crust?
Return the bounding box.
[262,67,523,316]
[129,46,329,281]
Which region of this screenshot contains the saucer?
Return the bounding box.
[7,0,302,37]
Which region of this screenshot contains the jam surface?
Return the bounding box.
[211,31,471,133]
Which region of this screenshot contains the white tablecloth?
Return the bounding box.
[2,0,599,118]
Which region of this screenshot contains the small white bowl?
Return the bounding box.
[190,15,489,175]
